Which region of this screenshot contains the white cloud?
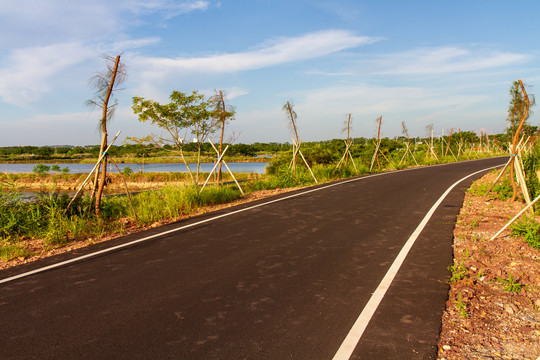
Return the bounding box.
[0,43,94,106]
[0,0,210,47]
[373,46,530,75]
[135,30,377,76]
[128,0,210,19]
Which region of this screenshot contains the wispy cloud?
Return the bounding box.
[373,46,530,75]
[135,30,377,75]
[128,0,211,19]
[0,38,160,107]
[0,0,211,47]
[0,43,94,106]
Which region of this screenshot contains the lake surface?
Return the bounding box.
[0,162,269,174]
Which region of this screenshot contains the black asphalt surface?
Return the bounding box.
[0,157,506,359]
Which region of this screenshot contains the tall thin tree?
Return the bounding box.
[284,101,300,172]
[87,54,127,216]
[210,90,236,184]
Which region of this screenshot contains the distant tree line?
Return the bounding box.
[0,129,521,161]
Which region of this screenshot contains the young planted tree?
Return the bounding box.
[209,90,236,184]
[508,80,535,201]
[507,81,533,139]
[132,91,212,185]
[284,101,301,172]
[426,123,438,160]
[283,101,317,182]
[336,114,358,173]
[400,122,418,166]
[188,94,217,184]
[87,54,127,216]
[370,116,383,171]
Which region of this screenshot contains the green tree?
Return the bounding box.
[507,80,536,139]
[132,90,217,185]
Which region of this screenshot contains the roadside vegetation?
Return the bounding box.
[0,72,535,268]
[0,133,505,263]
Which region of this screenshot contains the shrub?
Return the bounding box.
[33,164,50,174]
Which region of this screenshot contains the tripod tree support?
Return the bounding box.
[490,192,540,241]
[65,131,121,213]
[291,137,318,183]
[336,139,358,174]
[200,140,244,195]
[110,159,138,225]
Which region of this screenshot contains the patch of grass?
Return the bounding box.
[454,292,469,318]
[510,216,540,251]
[0,243,31,262]
[497,273,525,293]
[469,217,481,228]
[448,262,468,283]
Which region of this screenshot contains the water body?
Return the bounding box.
[0,162,268,174]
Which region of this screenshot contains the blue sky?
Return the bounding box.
[0,0,538,146]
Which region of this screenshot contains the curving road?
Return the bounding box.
[0,157,506,359]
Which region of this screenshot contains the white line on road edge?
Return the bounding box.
[331,165,500,360]
[0,160,502,286]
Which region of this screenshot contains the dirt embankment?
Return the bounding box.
[438,172,540,360]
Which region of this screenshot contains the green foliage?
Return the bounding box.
[454,292,469,318]
[510,216,540,251]
[506,80,536,139]
[33,164,50,174]
[497,273,525,293]
[51,165,61,172]
[522,145,540,200]
[0,243,31,262]
[448,262,468,283]
[123,166,133,176]
[492,178,514,201]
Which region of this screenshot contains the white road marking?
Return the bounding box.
[0,159,501,287]
[331,165,500,360]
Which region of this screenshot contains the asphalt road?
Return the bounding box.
[0,157,506,359]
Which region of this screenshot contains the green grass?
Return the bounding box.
[497,273,525,293]
[0,145,507,262]
[510,215,540,251]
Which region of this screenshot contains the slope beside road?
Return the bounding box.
[0,157,506,359]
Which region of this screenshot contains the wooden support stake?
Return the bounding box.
[110,159,138,225]
[200,140,244,195]
[490,193,540,241]
[65,131,121,213]
[291,137,318,183]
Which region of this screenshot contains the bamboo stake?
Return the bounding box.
[204,139,244,195]
[291,137,317,183]
[509,80,530,201]
[370,139,381,171]
[200,145,228,192]
[110,159,138,225]
[336,139,358,174]
[65,131,121,212]
[490,193,540,241]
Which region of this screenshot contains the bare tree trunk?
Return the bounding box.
[95,55,121,217]
[286,101,300,173]
[217,90,226,184]
[375,116,382,170]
